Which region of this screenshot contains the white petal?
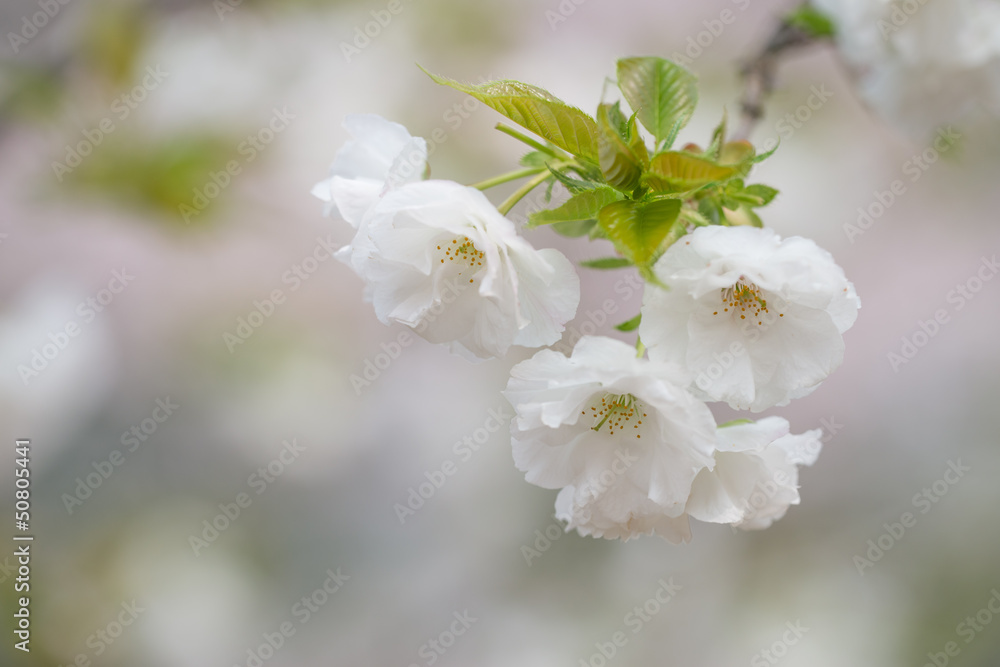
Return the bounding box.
[333,114,415,180]
[329,176,383,228]
[509,245,580,348]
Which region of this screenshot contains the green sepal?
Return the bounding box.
[718,418,755,428]
[698,197,722,225]
[615,314,642,332]
[745,208,765,228]
[680,206,713,228]
[579,257,632,270]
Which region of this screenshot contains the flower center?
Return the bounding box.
[582,393,646,438]
[713,277,783,325]
[436,236,485,284]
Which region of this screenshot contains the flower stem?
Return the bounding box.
[497,169,553,216]
[470,167,546,191]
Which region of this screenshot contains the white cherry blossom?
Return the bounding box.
[354,180,580,360]
[310,113,427,222]
[639,225,860,412]
[814,0,1000,137]
[504,336,718,541]
[687,417,824,530]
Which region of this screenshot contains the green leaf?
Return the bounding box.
[528,186,624,227]
[597,198,683,273]
[705,112,728,161]
[551,219,599,237]
[744,184,779,206]
[615,314,642,331]
[644,151,737,193]
[422,68,599,162]
[616,57,698,146]
[626,113,649,164]
[519,151,550,168]
[580,257,632,269]
[602,100,629,135]
[785,5,836,38]
[547,165,600,194]
[751,141,779,164]
[720,179,779,208]
[596,103,645,192]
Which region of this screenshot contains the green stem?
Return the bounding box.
[497,169,554,216]
[470,167,546,191]
[494,123,567,158]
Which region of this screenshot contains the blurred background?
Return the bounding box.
[2,0,999,665]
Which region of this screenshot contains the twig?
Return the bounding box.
[732,18,824,141]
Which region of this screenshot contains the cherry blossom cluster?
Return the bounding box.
[313,56,860,541]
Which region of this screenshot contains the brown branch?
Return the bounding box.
[732,20,824,142]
